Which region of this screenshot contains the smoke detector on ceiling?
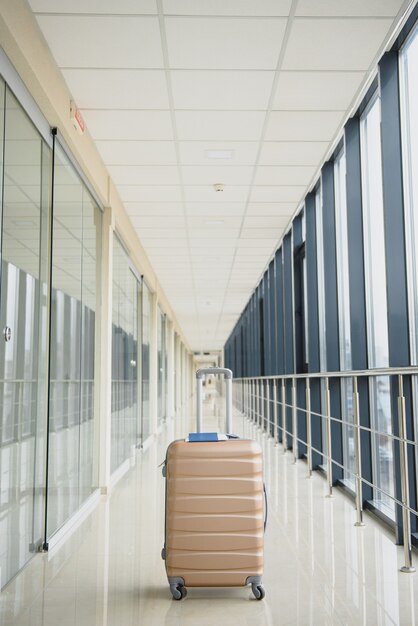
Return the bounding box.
[213,183,224,192]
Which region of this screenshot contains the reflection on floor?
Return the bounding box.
[1,403,417,626]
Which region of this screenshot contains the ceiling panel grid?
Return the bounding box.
[29,0,411,350]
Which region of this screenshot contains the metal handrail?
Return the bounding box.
[234,365,418,381]
[232,370,418,573]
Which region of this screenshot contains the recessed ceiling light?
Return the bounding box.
[206,150,234,160]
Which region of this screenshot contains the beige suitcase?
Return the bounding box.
[162,367,265,600]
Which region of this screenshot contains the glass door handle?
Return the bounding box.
[3,326,11,342]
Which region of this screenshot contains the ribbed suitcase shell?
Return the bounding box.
[164,438,264,587]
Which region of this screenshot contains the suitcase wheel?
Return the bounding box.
[171,584,187,601]
[251,583,265,600]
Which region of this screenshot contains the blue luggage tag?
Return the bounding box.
[188,432,219,442]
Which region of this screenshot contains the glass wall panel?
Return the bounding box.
[360,94,394,516]
[111,237,140,473]
[315,183,328,463]
[400,23,418,505]
[48,143,101,537]
[302,211,309,367]
[157,307,167,425]
[315,183,327,373]
[0,84,51,583]
[142,282,151,441]
[334,149,355,487]
[400,24,418,365]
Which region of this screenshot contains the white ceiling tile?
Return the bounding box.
[230,276,264,285]
[243,216,290,229]
[118,185,182,202]
[186,203,246,216]
[154,267,191,274]
[272,71,365,110]
[190,239,238,249]
[259,142,328,166]
[187,216,241,229]
[82,111,173,140]
[241,229,282,239]
[234,252,269,261]
[191,253,234,261]
[171,70,274,109]
[189,228,240,239]
[184,186,249,202]
[35,16,163,68]
[266,111,345,141]
[125,202,184,216]
[232,257,268,265]
[148,250,190,257]
[181,166,253,186]
[178,142,259,166]
[137,228,187,238]
[29,0,157,13]
[165,17,286,69]
[96,141,177,166]
[236,240,277,250]
[295,0,403,17]
[254,165,316,186]
[153,259,191,266]
[142,239,187,248]
[247,202,296,215]
[108,165,180,185]
[250,186,305,203]
[163,0,292,16]
[130,216,186,228]
[221,301,248,313]
[175,111,265,141]
[282,18,393,71]
[62,70,169,109]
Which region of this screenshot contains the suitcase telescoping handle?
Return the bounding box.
[196,367,233,434]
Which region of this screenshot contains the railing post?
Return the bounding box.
[306,378,312,477]
[281,379,287,452]
[260,380,264,430]
[353,376,364,527]
[253,379,257,425]
[253,378,256,424]
[255,380,258,425]
[266,380,270,435]
[292,377,298,463]
[398,374,416,573]
[325,377,333,498]
[248,379,252,422]
[254,380,260,428]
[273,379,278,446]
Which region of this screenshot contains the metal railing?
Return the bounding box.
[233,367,418,573]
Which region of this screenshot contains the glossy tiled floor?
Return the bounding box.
[1,404,418,626]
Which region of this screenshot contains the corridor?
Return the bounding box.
[1,404,417,626]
